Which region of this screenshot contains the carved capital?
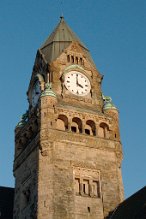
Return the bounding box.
[40,141,53,156]
[41,150,49,156]
[40,129,48,140]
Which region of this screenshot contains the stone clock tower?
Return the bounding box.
[13,17,124,219]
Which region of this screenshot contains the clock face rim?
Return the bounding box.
[31,81,41,107]
[64,71,91,96]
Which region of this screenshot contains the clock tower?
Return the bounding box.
[13,17,124,219]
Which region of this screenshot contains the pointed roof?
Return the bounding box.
[40,17,95,66]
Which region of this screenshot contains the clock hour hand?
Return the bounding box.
[78,83,83,88]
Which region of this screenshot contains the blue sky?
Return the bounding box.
[0,0,146,198]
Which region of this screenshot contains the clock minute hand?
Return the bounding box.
[76,74,79,85]
[76,74,83,88]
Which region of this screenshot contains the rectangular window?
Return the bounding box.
[92,181,100,198]
[75,178,80,195]
[83,179,89,195]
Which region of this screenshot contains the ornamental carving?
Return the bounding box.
[69,42,83,53]
[41,150,49,156]
[73,167,101,198]
[40,129,48,140]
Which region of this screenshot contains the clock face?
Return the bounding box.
[31,81,41,107]
[64,71,91,96]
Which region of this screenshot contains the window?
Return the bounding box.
[85,129,90,135]
[83,179,89,195]
[74,168,101,199]
[71,56,74,63]
[98,126,104,138]
[56,115,68,131]
[56,119,66,131]
[86,120,96,136]
[71,126,77,133]
[67,55,70,62]
[79,57,83,65]
[72,117,82,133]
[99,123,109,138]
[75,178,80,195]
[75,57,78,64]
[92,181,100,198]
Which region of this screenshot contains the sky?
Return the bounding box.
[0,0,146,199]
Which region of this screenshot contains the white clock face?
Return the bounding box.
[31,81,41,107]
[64,71,91,96]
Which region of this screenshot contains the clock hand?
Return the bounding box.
[78,84,83,88]
[76,74,83,88]
[76,74,78,85]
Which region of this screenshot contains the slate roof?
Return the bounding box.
[0,186,14,219]
[109,186,146,219]
[40,16,96,67]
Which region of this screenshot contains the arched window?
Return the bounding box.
[75,57,78,64]
[67,55,70,62]
[71,117,82,133]
[79,57,83,65]
[98,123,109,138]
[85,120,96,136]
[84,125,91,135]
[71,56,74,63]
[56,115,68,131]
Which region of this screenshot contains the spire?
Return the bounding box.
[39,17,95,65]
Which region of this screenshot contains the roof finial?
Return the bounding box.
[59,0,64,21]
[60,15,64,21]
